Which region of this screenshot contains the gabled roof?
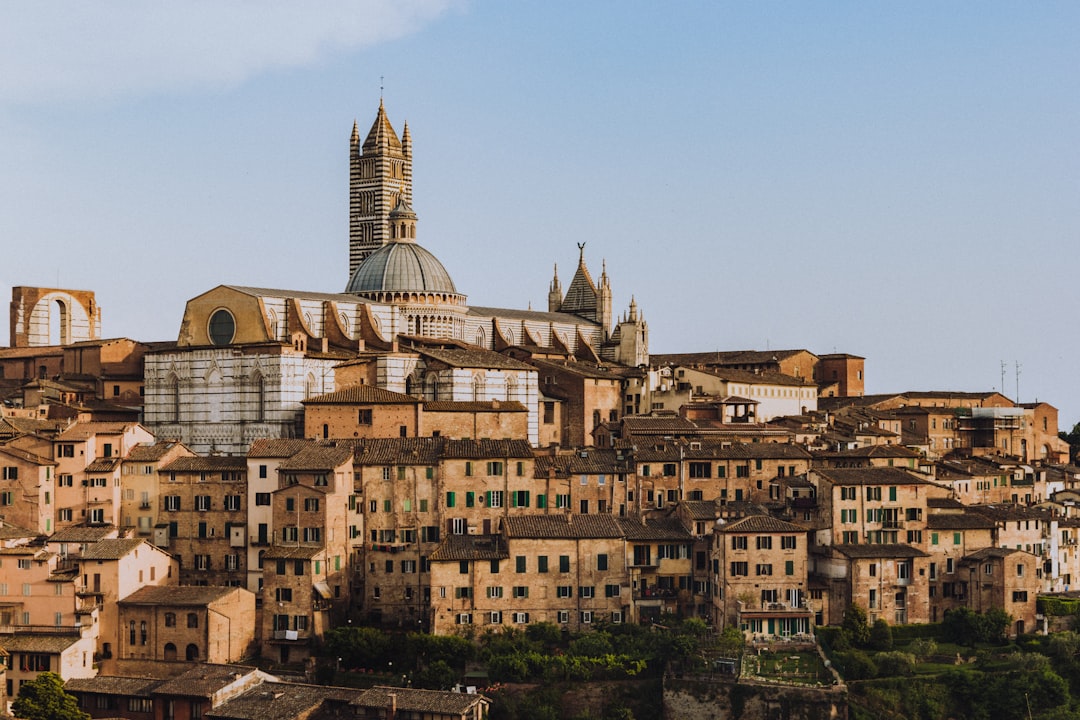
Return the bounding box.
[441,438,534,459]
[414,345,534,371]
[927,512,997,530]
[57,421,135,440]
[351,437,442,465]
[424,400,527,413]
[153,663,264,699]
[85,457,121,472]
[48,525,117,543]
[650,349,814,367]
[962,546,1030,562]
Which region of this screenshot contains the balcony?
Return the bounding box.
[270,629,310,643]
[634,586,678,600]
[139,502,152,509]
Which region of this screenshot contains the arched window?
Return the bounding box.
[186,644,199,661]
[168,373,181,423]
[253,372,266,423]
[305,373,317,399]
[472,375,485,402]
[322,424,329,439]
[506,375,517,401]
[424,373,438,402]
[474,328,486,348]
[163,643,177,661]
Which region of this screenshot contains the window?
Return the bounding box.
[756,536,772,550]
[516,556,526,573]
[785,560,794,576]
[164,612,176,627]
[578,586,594,598]
[558,610,570,624]
[487,490,503,508]
[689,462,711,479]
[781,536,796,550]
[195,555,211,571]
[451,518,465,535]
[195,495,211,511]
[488,586,503,599]
[275,588,293,602]
[513,586,529,598]
[304,497,320,512]
[538,556,549,573]
[225,554,240,571]
[489,611,503,624]
[187,613,199,628]
[487,461,504,476]
[164,495,180,511]
[557,585,572,598]
[1013,591,1028,602]
[514,612,530,624]
[580,611,593,624]
[1,467,17,480]
[511,490,530,508]
[555,494,570,509]
[559,555,570,572]
[605,583,620,597]
[446,491,456,508]
[756,563,773,576]
[358,409,373,425]
[597,553,608,571]
[455,587,472,599]
[456,613,472,625]
[731,536,748,550]
[730,562,749,576]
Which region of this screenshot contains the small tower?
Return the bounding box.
[348,100,413,280]
[611,296,649,367]
[597,260,613,339]
[548,264,563,312]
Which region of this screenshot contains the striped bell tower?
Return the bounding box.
[348,100,413,280]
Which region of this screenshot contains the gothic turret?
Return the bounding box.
[548,264,563,312]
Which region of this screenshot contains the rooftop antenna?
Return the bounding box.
[380,75,384,100]
[1000,361,1007,398]
[1015,361,1022,405]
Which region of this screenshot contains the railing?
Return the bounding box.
[635,587,677,599]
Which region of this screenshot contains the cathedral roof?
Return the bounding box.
[561,248,598,313]
[362,99,402,153]
[345,241,458,295]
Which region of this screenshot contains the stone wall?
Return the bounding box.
[663,676,848,720]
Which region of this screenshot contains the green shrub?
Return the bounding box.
[869,619,894,651]
[833,649,877,680]
[875,651,916,677]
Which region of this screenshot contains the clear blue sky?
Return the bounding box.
[2,2,1078,425]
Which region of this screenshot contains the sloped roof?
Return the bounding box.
[718,515,808,534]
[121,585,236,606]
[813,467,933,486]
[429,534,508,561]
[617,516,692,541]
[833,543,928,559]
[302,385,419,405]
[126,441,189,462]
[351,437,442,465]
[161,456,246,473]
[278,445,353,472]
[248,438,318,459]
[504,514,623,539]
[80,538,150,560]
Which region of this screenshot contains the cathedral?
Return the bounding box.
[144,101,648,453]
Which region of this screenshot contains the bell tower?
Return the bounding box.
[349,100,413,280]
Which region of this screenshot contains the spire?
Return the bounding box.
[548,263,563,312]
[350,120,359,147]
[363,98,403,153]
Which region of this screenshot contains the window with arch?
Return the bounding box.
[253,372,266,422]
[472,375,485,402]
[168,374,181,423]
[186,644,199,661]
[305,373,317,399]
[163,643,177,661]
[474,328,487,348]
[506,375,518,401]
[424,373,438,401]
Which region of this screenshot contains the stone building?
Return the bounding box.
[713,515,812,639]
[117,585,255,663]
[143,100,647,454]
[153,456,247,586]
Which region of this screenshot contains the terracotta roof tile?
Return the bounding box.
[503,514,623,539]
[429,534,508,561]
[425,400,527,413]
[832,543,928,559]
[80,538,150,560]
[161,456,247,473]
[813,467,933,486]
[718,515,808,534]
[247,438,319,459]
[617,516,692,541]
[126,441,190,462]
[122,585,237,606]
[302,385,419,405]
[277,445,352,471]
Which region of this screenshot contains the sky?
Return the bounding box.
[1,2,1078,424]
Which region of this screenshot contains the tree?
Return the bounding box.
[869,618,894,651]
[842,604,871,647]
[12,672,89,720]
[1060,422,1080,462]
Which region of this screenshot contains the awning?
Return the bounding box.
[314,581,333,600]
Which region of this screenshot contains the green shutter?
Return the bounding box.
[446,491,455,508]
[785,561,794,576]
[466,492,475,508]
[536,494,546,509]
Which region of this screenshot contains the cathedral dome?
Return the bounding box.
[345,241,458,295]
